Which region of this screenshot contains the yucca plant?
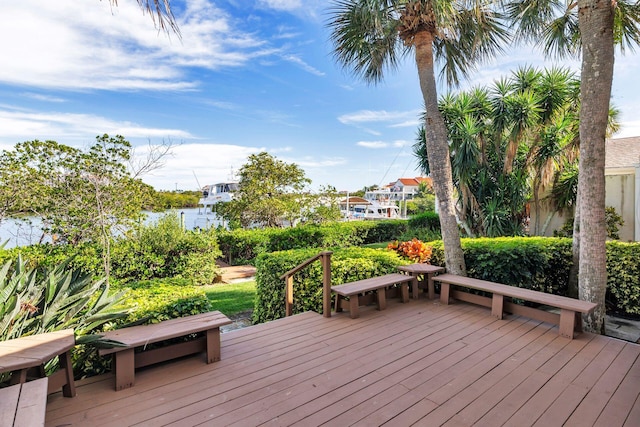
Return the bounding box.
[0,256,131,381]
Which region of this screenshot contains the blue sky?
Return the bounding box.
[1,0,639,192]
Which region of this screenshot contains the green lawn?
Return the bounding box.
[203,280,256,317]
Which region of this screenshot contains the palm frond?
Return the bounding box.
[327,0,404,84]
[614,0,640,53]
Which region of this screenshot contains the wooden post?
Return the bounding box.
[285,275,293,317]
[322,252,332,318]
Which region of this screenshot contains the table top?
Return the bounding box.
[397,264,445,274]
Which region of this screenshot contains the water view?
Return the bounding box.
[0,208,223,249]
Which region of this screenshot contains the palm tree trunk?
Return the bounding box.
[414,31,466,276]
[568,186,580,299]
[577,0,614,334]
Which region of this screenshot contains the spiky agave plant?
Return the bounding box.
[0,256,130,381]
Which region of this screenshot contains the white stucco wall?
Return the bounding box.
[605,170,636,242]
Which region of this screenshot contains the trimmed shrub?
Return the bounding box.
[0,243,102,278]
[216,220,408,265]
[606,241,640,316]
[408,211,440,231]
[428,237,640,317]
[253,247,409,323]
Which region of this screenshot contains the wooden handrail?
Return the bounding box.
[281,251,332,318]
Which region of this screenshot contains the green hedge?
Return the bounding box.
[217,220,408,265]
[408,211,440,231]
[252,247,409,323]
[0,243,102,277]
[428,237,640,316]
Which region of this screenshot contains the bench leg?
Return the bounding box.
[400,282,410,303]
[491,294,504,320]
[376,289,387,311]
[349,296,360,319]
[59,350,76,397]
[559,309,576,339]
[335,295,343,313]
[113,348,135,391]
[440,283,450,305]
[206,328,222,363]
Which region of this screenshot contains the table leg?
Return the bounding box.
[410,276,419,299]
[427,274,436,300]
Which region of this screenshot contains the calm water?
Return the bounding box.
[0,208,223,249]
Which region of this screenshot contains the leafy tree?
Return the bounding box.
[0,135,170,281]
[504,0,640,332]
[217,152,316,228]
[327,0,509,276]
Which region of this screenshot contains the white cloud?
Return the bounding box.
[393,140,409,148]
[0,1,277,91]
[21,93,67,103]
[390,120,422,128]
[258,0,303,12]
[142,143,260,191]
[0,106,192,143]
[338,110,421,126]
[282,55,325,76]
[291,156,348,168]
[357,141,388,149]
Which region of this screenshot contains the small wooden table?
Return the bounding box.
[0,329,76,397]
[397,264,445,299]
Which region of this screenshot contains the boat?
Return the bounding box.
[339,196,401,220]
[198,182,238,214]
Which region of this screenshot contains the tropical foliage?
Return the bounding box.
[0,256,130,381]
[414,66,619,238]
[216,152,341,228]
[387,238,433,263]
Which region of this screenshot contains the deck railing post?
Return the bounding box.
[322,251,332,318]
[285,275,294,317]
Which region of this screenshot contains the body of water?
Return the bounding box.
[0,208,223,249]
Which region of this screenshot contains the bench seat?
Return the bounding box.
[331,273,415,319]
[0,329,75,397]
[99,311,232,390]
[0,377,48,427]
[433,273,597,338]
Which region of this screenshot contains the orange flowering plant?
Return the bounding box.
[387,238,433,263]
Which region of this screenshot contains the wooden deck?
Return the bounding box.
[46,300,640,426]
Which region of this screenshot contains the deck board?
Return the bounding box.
[45,299,640,427]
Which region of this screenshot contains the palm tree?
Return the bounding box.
[505,0,640,333]
[327,0,508,275]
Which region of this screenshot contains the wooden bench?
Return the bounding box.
[98,311,232,390]
[433,273,598,339]
[0,329,76,397]
[0,377,48,427]
[332,273,415,319]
